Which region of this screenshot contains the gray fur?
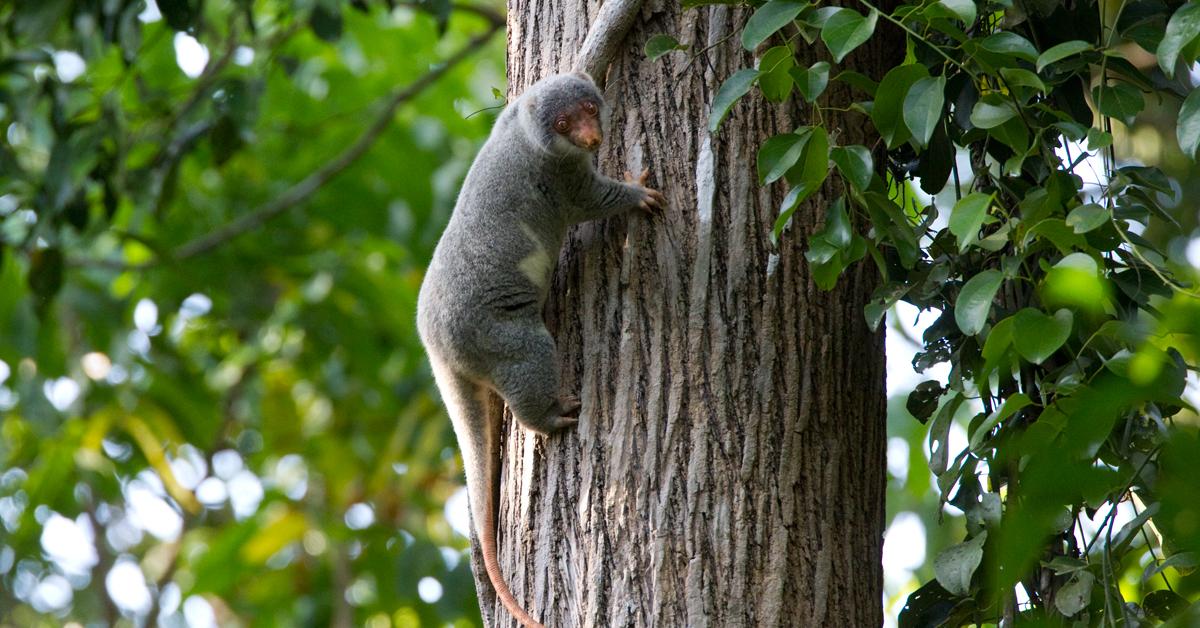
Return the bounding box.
[415,72,662,626]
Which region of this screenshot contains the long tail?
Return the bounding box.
[431,362,545,628]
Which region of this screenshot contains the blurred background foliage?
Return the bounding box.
[1,0,1199,626]
[1,0,505,624]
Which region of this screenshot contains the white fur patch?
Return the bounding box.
[518,224,553,289]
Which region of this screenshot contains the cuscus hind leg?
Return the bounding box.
[488,323,578,435]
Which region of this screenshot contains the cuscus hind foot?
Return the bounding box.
[558,394,581,418]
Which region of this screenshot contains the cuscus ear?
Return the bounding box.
[573,70,595,84]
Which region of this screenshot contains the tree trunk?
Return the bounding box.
[477,3,896,626]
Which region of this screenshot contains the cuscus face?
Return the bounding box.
[524,73,607,154]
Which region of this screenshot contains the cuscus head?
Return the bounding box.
[519,72,607,155]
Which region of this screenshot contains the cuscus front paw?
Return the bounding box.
[625,168,667,212]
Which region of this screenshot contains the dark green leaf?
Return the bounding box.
[310,4,344,42]
[820,8,878,63]
[898,580,963,628]
[906,380,946,422]
[158,0,196,31]
[1013,308,1074,364]
[1036,40,1094,72]
[1092,83,1144,126]
[933,533,986,596]
[969,95,1017,128]
[790,61,830,102]
[948,192,992,251]
[969,393,1031,451]
[28,247,64,312]
[872,64,929,148]
[903,76,946,147]
[758,46,797,102]
[758,131,810,185]
[938,0,976,24]
[955,270,1003,335]
[709,69,759,133]
[979,32,1039,62]
[999,67,1047,92]
[645,34,687,60]
[1054,570,1094,616]
[743,1,810,50]
[1065,203,1109,233]
[1177,88,1200,159]
[774,128,830,238]
[1145,590,1191,621]
[1158,2,1200,78]
[830,144,873,192]
[917,122,953,194]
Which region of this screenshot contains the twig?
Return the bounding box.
[75,22,499,271]
[168,24,499,262]
[402,1,505,27]
[573,0,648,86]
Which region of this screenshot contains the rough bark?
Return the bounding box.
[475,2,897,626]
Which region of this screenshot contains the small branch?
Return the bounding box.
[573,0,647,86]
[401,1,505,27]
[169,24,498,262]
[76,22,498,272]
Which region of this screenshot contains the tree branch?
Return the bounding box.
[169,24,498,262]
[572,0,647,86]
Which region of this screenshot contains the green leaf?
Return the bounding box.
[309,3,344,42]
[1144,590,1191,621]
[907,380,947,423]
[743,1,810,50]
[903,76,946,147]
[955,270,1003,335]
[1087,127,1113,149]
[938,0,976,24]
[1054,570,1094,617]
[1178,88,1200,160]
[803,197,858,289]
[774,128,830,238]
[933,532,987,596]
[830,145,873,192]
[158,0,196,31]
[998,67,1046,92]
[645,34,687,60]
[758,131,810,185]
[948,192,993,251]
[898,580,961,628]
[1065,203,1109,233]
[1036,40,1094,72]
[969,393,1031,451]
[872,64,929,147]
[969,95,1017,129]
[709,69,759,133]
[1143,552,1199,583]
[758,46,797,102]
[820,8,878,63]
[980,32,1039,62]
[1013,308,1074,364]
[1092,83,1145,126]
[1158,2,1200,78]
[790,61,830,102]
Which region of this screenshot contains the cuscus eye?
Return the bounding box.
[582,101,597,115]
[554,117,570,133]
